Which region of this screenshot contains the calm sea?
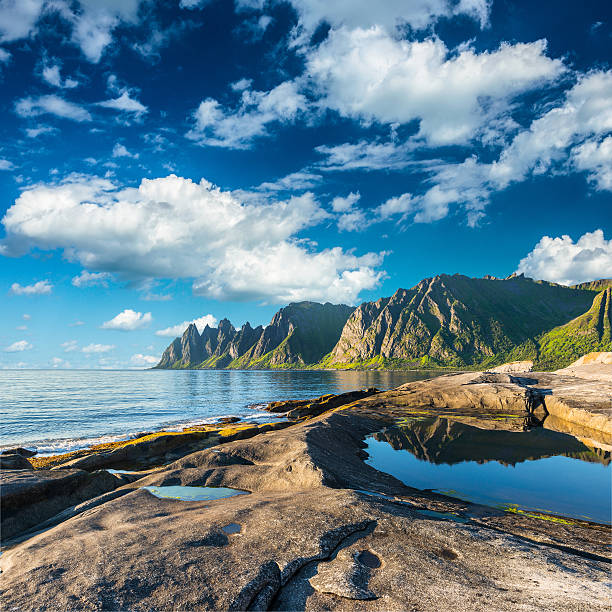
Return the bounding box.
[0,369,440,455]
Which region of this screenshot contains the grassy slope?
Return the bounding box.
[533,288,612,370]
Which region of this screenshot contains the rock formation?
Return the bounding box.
[156,301,354,369]
[326,274,607,369]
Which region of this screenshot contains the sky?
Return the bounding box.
[0,0,611,369]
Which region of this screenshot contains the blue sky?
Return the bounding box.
[0,0,610,369]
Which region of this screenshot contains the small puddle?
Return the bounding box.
[142,486,248,502]
[221,523,242,534]
[364,417,611,524]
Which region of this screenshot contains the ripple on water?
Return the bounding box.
[142,486,248,501]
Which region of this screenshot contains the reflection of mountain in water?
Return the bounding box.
[374,418,610,466]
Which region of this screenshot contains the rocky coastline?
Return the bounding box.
[1,357,611,610]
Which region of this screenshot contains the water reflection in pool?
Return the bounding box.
[142,485,248,501]
[364,417,611,524]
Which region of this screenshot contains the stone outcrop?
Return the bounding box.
[2,382,611,611]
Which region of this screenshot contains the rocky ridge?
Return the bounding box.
[156,301,354,369]
[326,274,609,369]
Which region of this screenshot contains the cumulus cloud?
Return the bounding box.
[572,136,612,191]
[306,29,564,146]
[112,143,139,159]
[1,174,384,304]
[15,94,91,122]
[155,314,219,337]
[187,81,307,149]
[130,353,159,366]
[82,343,115,353]
[0,0,45,42]
[96,91,148,116]
[4,340,33,352]
[252,0,491,41]
[62,340,79,352]
[51,356,71,368]
[0,0,143,63]
[101,309,153,331]
[517,230,612,286]
[10,280,52,295]
[0,158,15,170]
[72,270,112,287]
[372,70,612,227]
[41,62,78,89]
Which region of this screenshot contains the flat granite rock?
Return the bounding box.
[1,369,610,611]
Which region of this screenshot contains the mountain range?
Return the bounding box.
[155,274,612,371]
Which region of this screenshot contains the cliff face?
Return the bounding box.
[534,288,612,369]
[155,301,354,369]
[156,275,611,371]
[326,274,597,368]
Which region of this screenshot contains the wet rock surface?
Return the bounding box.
[1,368,610,611]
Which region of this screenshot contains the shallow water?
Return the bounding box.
[142,485,248,501]
[0,368,441,454]
[365,417,611,524]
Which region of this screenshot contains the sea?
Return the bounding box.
[0,369,438,455]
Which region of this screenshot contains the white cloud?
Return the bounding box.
[70,0,142,63]
[10,280,52,295]
[41,62,79,89]
[0,47,10,63]
[0,0,45,42]
[15,94,91,122]
[276,0,491,38]
[251,171,322,193]
[316,139,416,171]
[331,192,367,232]
[25,125,57,138]
[331,192,360,213]
[155,314,218,337]
[112,143,139,159]
[62,340,79,352]
[72,270,112,287]
[23,313,31,320]
[16,325,27,331]
[5,340,33,352]
[571,136,612,191]
[101,309,152,331]
[374,70,612,227]
[1,174,384,304]
[51,356,71,368]
[517,230,612,286]
[96,91,148,116]
[130,353,159,366]
[187,81,307,149]
[306,29,564,146]
[82,343,115,353]
[0,158,15,170]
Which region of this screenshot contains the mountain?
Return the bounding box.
[155,301,354,369]
[571,279,612,292]
[323,274,598,369]
[533,287,612,370]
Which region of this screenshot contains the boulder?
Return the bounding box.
[1,447,37,457]
[0,454,33,469]
[490,360,534,373]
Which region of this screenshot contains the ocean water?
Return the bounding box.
[0,369,439,455]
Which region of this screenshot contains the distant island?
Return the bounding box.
[156,273,612,371]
